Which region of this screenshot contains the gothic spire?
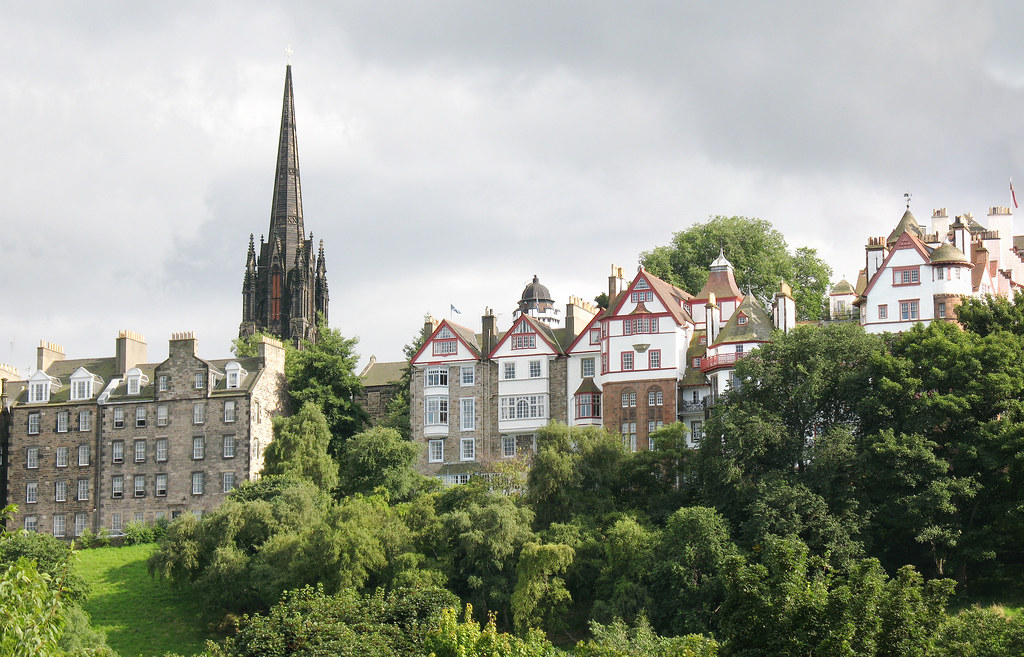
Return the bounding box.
[268,65,304,264]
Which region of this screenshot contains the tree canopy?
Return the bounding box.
[639,215,832,320]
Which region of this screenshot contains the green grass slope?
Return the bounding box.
[76,544,214,657]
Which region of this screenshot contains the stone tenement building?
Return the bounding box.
[240,65,329,347]
[1,331,286,537]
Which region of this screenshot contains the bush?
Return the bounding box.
[123,521,156,545]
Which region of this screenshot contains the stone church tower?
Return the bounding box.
[240,65,329,346]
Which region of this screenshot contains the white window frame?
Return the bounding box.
[72,379,92,401]
[223,435,235,458]
[223,472,235,493]
[194,372,205,389]
[156,438,168,462]
[158,375,169,392]
[156,404,168,426]
[156,473,167,497]
[460,398,475,431]
[113,407,124,429]
[192,472,205,495]
[193,403,205,425]
[460,437,476,461]
[425,367,449,387]
[504,362,516,380]
[134,475,145,497]
[134,440,146,463]
[649,350,661,369]
[193,436,205,460]
[79,411,91,432]
[224,400,236,423]
[428,439,444,463]
[24,516,37,532]
[582,358,595,378]
[529,360,542,378]
[28,413,40,435]
[74,513,87,537]
[53,515,66,538]
[135,407,147,427]
[112,475,123,499]
[56,411,69,433]
[78,444,90,466]
[27,447,39,468]
[460,366,475,386]
[77,478,89,501]
[498,395,548,420]
[424,396,449,426]
[55,480,67,502]
[56,446,68,468]
[111,513,123,533]
[25,482,37,504]
[502,436,516,458]
[112,440,124,464]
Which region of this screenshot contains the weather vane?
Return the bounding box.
[904,191,912,209]
[285,44,294,65]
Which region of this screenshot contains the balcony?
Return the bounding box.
[700,351,749,373]
[679,401,703,413]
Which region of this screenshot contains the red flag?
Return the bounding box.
[1012,178,1019,209]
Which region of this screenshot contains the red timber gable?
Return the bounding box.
[489,314,563,358]
[609,270,694,327]
[410,320,481,365]
[859,230,933,299]
[566,310,605,354]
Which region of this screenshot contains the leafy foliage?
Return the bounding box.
[286,318,368,457]
[639,215,832,320]
[263,401,340,491]
[337,426,422,500]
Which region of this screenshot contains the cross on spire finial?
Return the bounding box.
[285,44,294,65]
[904,191,912,209]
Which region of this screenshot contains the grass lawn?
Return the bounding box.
[76,544,219,657]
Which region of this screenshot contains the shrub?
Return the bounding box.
[123,521,156,545]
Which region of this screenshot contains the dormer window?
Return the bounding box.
[125,368,148,396]
[28,370,55,404]
[224,362,248,389]
[737,314,748,326]
[69,366,101,401]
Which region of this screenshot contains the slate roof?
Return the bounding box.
[714,295,775,345]
[679,330,708,386]
[360,360,406,387]
[929,242,970,264]
[887,209,925,245]
[11,357,117,406]
[830,279,856,295]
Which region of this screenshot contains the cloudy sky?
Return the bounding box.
[4,1,1024,374]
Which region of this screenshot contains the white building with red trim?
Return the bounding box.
[853,206,1024,332]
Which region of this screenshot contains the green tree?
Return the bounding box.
[287,318,368,457]
[955,289,1024,336]
[511,542,575,635]
[639,215,832,320]
[574,617,719,657]
[527,423,628,527]
[424,605,559,657]
[263,401,340,491]
[338,426,422,501]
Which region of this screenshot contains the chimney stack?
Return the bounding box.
[115,330,147,377]
[482,308,498,355]
[36,340,65,372]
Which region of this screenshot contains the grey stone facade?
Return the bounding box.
[3,332,286,537]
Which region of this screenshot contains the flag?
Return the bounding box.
[450,304,461,314]
[1012,178,1019,209]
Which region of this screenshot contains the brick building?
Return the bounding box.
[2,331,286,537]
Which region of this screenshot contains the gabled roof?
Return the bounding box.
[696,249,743,301]
[610,270,694,327]
[565,310,604,354]
[410,319,482,364]
[714,295,774,345]
[859,230,933,300]
[12,357,117,405]
[489,314,566,357]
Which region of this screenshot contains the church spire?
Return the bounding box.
[268,65,304,264]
